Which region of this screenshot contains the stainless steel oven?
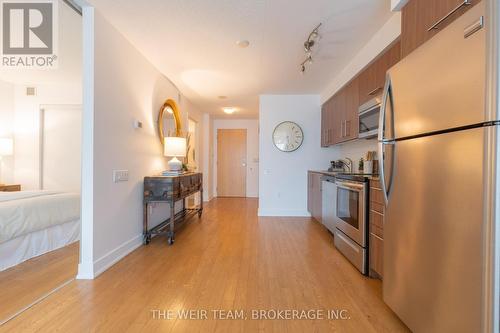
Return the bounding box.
[358,96,381,139]
[334,178,368,274]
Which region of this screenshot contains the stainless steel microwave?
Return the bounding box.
[358,96,381,139]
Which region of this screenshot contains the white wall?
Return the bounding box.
[213,119,259,198]
[0,80,15,184]
[321,12,401,103]
[259,95,334,216]
[13,83,82,190]
[202,113,213,202]
[258,95,378,217]
[88,10,208,277]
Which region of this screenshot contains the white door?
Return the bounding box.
[40,104,82,192]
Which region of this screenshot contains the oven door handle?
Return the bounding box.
[335,182,364,192]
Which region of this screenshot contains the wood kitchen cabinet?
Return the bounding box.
[343,79,359,142]
[307,171,322,223]
[320,41,400,147]
[321,99,334,147]
[358,41,401,106]
[322,77,359,146]
[321,105,328,147]
[401,0,481,58]
[369,179,385,279]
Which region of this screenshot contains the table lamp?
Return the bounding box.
[164,137,186,171]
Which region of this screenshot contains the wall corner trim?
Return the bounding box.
[76,262,94,280]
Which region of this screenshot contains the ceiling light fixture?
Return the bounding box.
[223,107,237,114]
[300,23,322,74]
[236,40,250,48]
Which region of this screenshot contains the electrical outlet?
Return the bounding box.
[113,170,129,183]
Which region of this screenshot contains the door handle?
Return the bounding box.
[428,0,471,31]
[378,141,395,206]
[368,87,383,96]
[378,75,393,142]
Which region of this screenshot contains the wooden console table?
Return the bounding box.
[143,173,203,245]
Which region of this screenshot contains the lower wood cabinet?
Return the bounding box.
[307,171,322,223]
[369,179,384,279]
[369,233,384,277]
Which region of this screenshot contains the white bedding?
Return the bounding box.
[0,219,80,271]
[0,190,80,244]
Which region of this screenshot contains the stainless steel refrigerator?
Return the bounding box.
[378,2,497,332]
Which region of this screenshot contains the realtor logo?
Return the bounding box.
[1,0,58,68]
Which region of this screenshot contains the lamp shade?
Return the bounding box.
[0,138,13,156]
[164,137,186,157]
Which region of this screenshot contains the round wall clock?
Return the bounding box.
[272,121,304,152]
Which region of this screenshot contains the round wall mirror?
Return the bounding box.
[158,99,182,144]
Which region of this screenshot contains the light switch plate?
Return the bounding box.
[113,170,129,182]
[133,120,143,129]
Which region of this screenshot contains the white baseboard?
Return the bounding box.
[257,208,311,217]
[92,234,143,278]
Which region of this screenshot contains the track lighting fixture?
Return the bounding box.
[300,23,322,74]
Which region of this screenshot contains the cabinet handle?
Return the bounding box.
[368,87,383,96]
[428,0,471,31]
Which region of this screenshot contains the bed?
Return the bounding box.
[0,191,80,271]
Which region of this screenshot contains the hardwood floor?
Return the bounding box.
[0,198,409,332]
[0,242,79,323]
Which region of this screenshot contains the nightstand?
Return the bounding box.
[0,184,21,192]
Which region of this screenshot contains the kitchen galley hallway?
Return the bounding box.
[0,198,408,332]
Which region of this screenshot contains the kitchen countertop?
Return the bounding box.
[309,170,380,181]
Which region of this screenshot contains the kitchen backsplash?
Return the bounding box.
[324,139,378,171]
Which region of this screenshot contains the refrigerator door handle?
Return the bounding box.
[378,74,394,142]
[378,141,395,206]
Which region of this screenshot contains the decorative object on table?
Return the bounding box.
[373,160,379,175]
[0,184,21,192]
[158,99,182,144]
[364,151,376,174]
[185,132,197,171]
[164,136,186,171]
[328,160,344,172]
[272,121,304,152]
[0,138,13,184]
[359,158,364,173]
[143,173,203,245]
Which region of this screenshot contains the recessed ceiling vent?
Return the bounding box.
[26,87,36,96]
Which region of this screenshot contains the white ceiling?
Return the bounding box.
[91,0,393,118]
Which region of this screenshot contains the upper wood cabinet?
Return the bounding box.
[401,0,481,58]
[322,78,359,146]
[343,79,359,142]
[358,41,401,106]
[321,41,400,147]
